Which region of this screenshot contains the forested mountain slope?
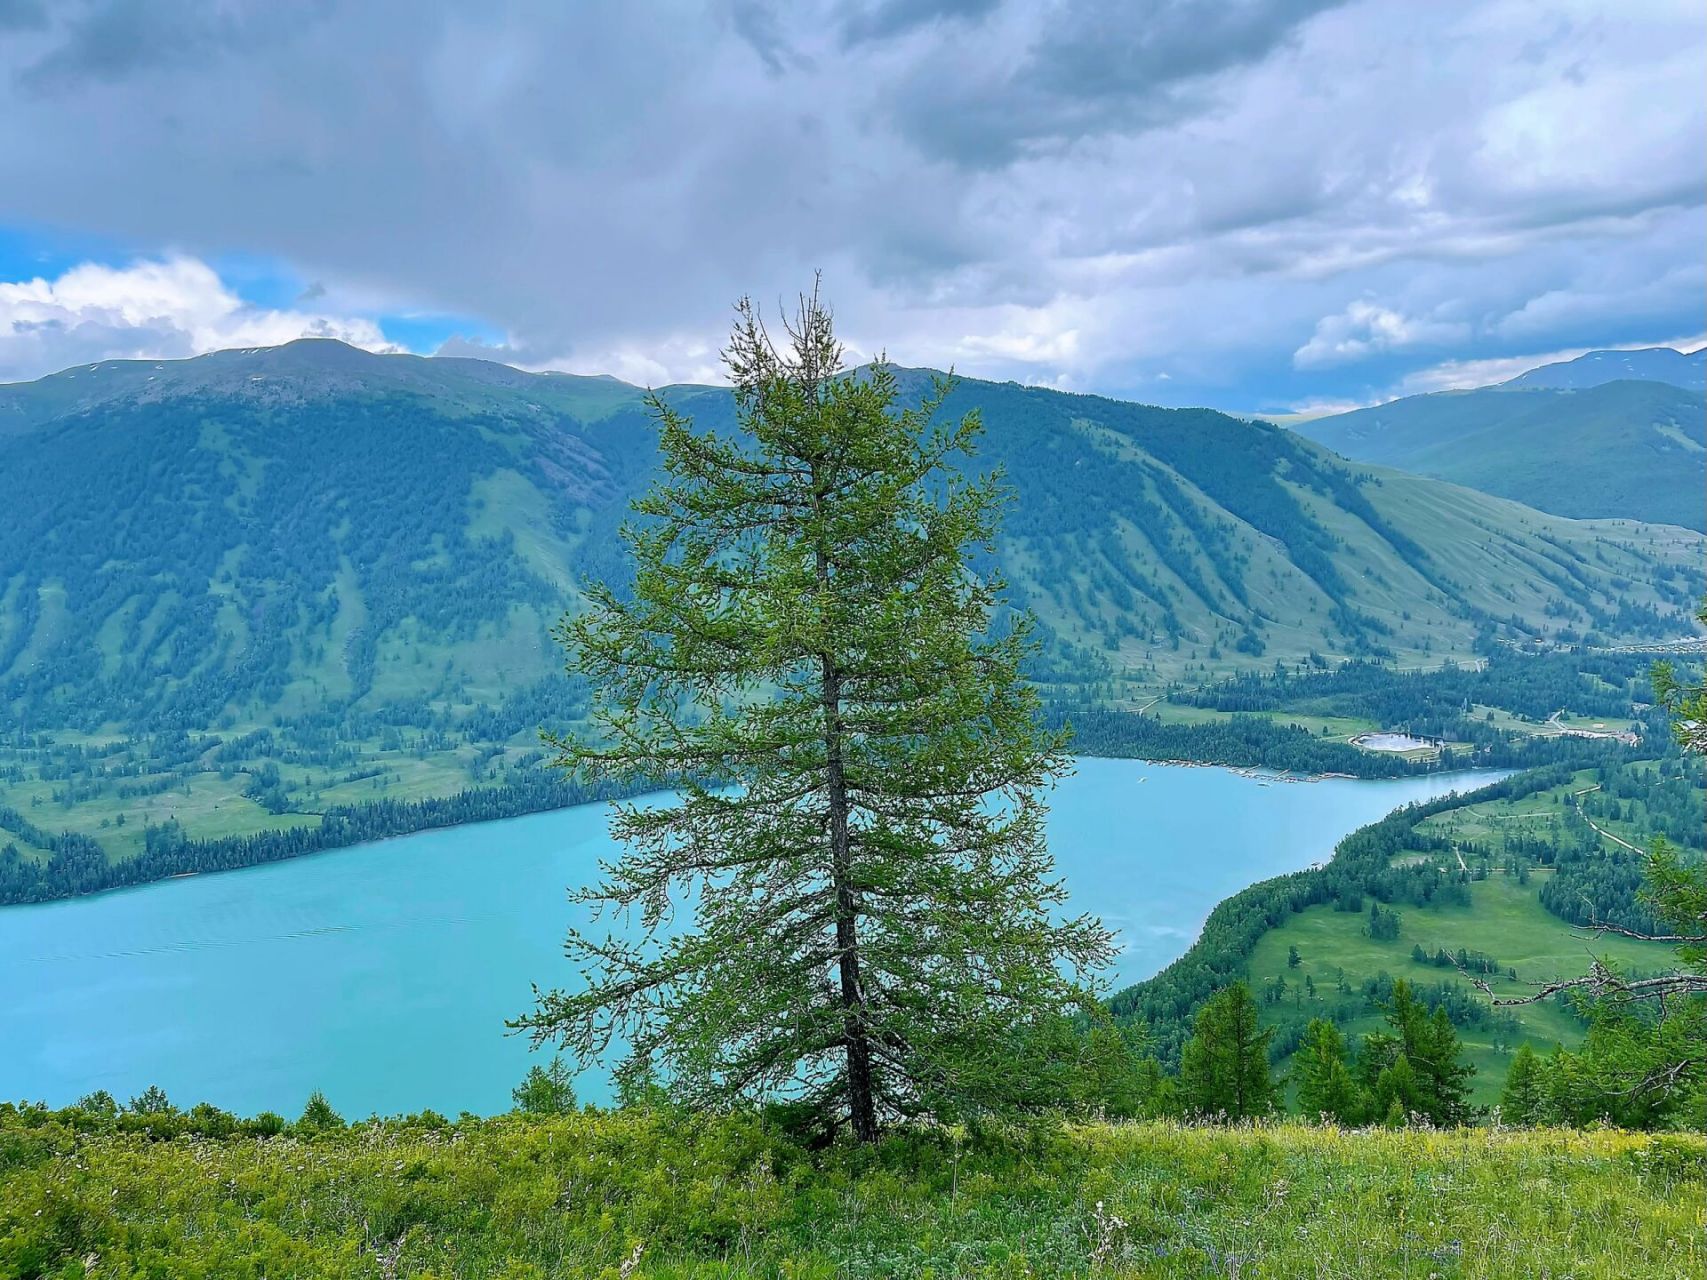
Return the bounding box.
[1296,379,1706,529]
[1,343,659,733]
[2,339,1700,739]
[2,339,1702,895]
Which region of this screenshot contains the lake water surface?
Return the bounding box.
[1,759,1490,1117]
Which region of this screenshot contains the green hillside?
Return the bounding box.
[2,1104,1701,1279]
[3,340,1699,730]
[1115,728,1705,1107]
[1248,867,1667,1109]
[1297,379,1707,530]
[1,341,1702,892]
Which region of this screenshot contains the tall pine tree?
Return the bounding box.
[1366,979,1474,1125]
[1499,1044,1544,1126]
[1293,1017,1361,1123]
[517,288,1112,1141]
[1179,982,1274,1120]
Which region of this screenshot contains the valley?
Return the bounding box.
[4,10,1703,1275]
[0,760,1497,1118]
[3,340,1700,1142]
[2,341,1702,902]
[1114,748,1705,1100]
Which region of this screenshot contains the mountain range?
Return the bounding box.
[1295,349,1706,530]
[1,340,1702,739]
[1502,345,1705,392]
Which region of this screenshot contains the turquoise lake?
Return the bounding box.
[1,759,1491,1118]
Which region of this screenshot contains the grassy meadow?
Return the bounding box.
[2,1107,1702,1279]
[1246,873,1670,1105]
[0,723,546,870]
[1243,771,1679,1104]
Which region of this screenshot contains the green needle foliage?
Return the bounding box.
[1500,1043,1545,1126]
[1179,982,1274,1119]
[512,1056,577,1115]
[1293,1017,1361,1124]
[1357,978,1476,1126]
[518,286,1112,1141]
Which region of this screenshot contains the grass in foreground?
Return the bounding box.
[2,1108,1702,1278]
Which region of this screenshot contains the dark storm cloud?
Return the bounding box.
[0,0,1700,406]
[725,0,808,75]
[837,0,1000,47]
[1030,0,1343,90]
[16,0,330,89]
[886,0,1348,168]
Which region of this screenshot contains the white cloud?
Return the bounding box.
[1490,264,1703,342]
[951,305,1085,368]
[536,334,727,389]
[1292,300,1470,369]
[0,257,396,382]
[0,1,1699,405]
[1280,396,1383,417]
[1392,352,1567,395]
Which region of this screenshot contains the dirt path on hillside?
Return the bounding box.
[1570,785,1646,854]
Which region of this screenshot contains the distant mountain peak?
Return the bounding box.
[261,335,390,361]
[1293,375,1706,530]
[1502,346,1705,393]
[0,338,664,434]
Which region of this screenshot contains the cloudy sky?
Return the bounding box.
[0,0,1701,411]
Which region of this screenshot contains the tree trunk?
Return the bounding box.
[811,449,878,1143]
[822,654,879,1142]
[807,428,879,1144]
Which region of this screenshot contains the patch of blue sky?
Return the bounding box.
[203,250,317,311]
[203,253,501,352]
[0,221,130,283]
[380,314,506,354]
